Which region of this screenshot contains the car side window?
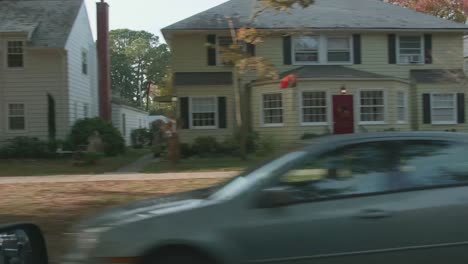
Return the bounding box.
[278,142,397,201]
[392,140,468,190]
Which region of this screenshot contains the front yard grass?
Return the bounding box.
[143,155,266,173]
[0,148,150,176]
[0,178,225,263]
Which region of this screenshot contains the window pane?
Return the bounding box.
[295,52,319,62]
[263,94,283,124]
[8,54,23,68]
[328,37,349,50]
[295,37,319,50]
[360,90,384,122]
[280,142,393,200]
[433,94,455,108]
[328,52,351,62]
[391,141,468,190]
[192,97,216,127]
[7,41,24,68]
[9,117,25,130]
[302,92,327,123]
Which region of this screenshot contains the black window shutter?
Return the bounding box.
[423,94,431,124]
[353,34,362,64]
[283,35,292,65]
[246,43,256,57]
[388,34,396,64]
[458,93,465,124]
[180,97,190,129]
[218,97,227,129]
[207,35,217,66]
[424,34,433,64]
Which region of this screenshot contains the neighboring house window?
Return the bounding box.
[191,97,217,128]
[397,36,423,64]
[82,50,88,75]
[431,93,457,124]
[397,91,407,123]
[84,103,89,118]
[301,91,327,124]
[262,93,283,126]
[293,36,320,64]
[360,90,385,123]
[73,102,78,121]
[327,37,351,63]
[217,36,233,65]
[8,103,25,131]
[122,113,127,136]
[7,41,24,68]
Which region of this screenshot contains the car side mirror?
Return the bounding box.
[0,223,48,264]
[257,187,297,208]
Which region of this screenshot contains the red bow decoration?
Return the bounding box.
[280,74,298,89]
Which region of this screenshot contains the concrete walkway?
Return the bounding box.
[115,153,156,173]
[0,171,239,184]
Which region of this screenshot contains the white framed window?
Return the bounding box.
[327,37,352,63]
[82,50,88,75]
[7,41,24,68]
[397,91,407,123]
[397,36,424,64]
[292,35,352,65]
[262,93,283,126]
[301,91,328,125]
[431,93,457,124]
[190,97,217,129]
[360,90,385,124]
[8,103,26,131]
[293,36,320,64]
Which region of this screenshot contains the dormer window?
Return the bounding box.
[7,41,24,68]
[397,36,423,64]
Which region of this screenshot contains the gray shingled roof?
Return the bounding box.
[411,69,468,84]
[0,0,83,48]
[279,65,396,79]
[162,0,468,32]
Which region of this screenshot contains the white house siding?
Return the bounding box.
[111,103,149,145]
[0,40,69,143]
[65,3,99,128]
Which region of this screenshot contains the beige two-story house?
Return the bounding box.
[162,0,468,145]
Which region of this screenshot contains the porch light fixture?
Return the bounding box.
[171,96,178,102]
[340,86,347,95]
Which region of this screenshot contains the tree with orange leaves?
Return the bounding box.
[387,0,468,23]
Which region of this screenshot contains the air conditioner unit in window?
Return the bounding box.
[401,55,421,64]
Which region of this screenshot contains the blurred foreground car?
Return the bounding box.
[65,132,468,264]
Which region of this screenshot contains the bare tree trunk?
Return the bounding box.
[234,74,248,160]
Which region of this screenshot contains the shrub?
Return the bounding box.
[256,135,275,157]
[191,136,220,157]
[180,143,194,158]
[0,137,54,159]
[301,133,321,140]
[68,118,125,156]
[131,128,151,149]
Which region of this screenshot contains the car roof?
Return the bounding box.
[302,132,468,151]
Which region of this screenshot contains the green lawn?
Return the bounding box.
[0,148,150,176]
[143,156,266,173]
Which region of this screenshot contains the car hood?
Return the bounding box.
[77,187,216,229]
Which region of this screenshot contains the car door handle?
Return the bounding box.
[356,209,391,220]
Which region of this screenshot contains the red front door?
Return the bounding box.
[333,95,354,134]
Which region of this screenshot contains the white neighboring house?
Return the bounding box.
[112,98,150,146]
[0,0,148,145]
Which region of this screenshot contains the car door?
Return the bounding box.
[229,141,411,264]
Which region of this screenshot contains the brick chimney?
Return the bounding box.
[97,0,111,121]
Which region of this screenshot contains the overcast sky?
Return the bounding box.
[84,0,228,43]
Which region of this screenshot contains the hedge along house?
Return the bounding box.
[162,0,468,145]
